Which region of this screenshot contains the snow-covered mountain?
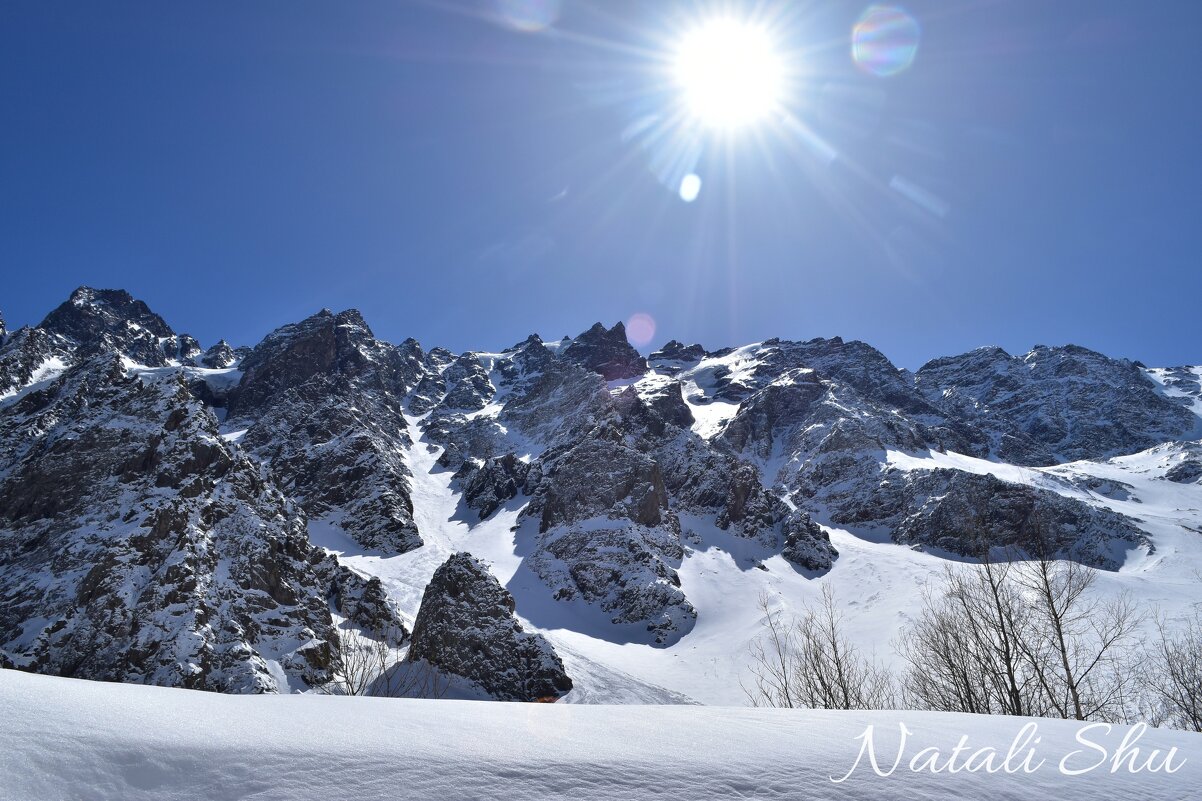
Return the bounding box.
[2,287,1200,702]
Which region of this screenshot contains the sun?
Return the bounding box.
[672,17,785,130]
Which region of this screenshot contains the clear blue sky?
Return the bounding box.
[2,0,1200,368]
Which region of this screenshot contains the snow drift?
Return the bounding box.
[0,670,1198,801]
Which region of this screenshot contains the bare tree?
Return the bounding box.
[744,595,799,708]
[373,655,451,700]
[899,573,1018,716]
[900,520,1143,723]
[744,587,894,710]
[1012,548,1143,722]
[1146,609,1202,732]
[309,625,449,699]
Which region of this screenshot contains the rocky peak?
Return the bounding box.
[760,337,933,416]
[561,322,647,381]
[0,355,339,692]
[223,307,425,554]
[332,308,373,337]
[37,287,181,367]
[407,553,572,701]
[649,340,705,364]
[200,340,240,369]
[511,333,544,350]
[51,287,174,336]
[917,345,1012,375]
[227,308,392,417]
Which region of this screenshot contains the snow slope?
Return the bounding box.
[1,670,1197,801]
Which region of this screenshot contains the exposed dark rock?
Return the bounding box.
[521,431,695,643]
[407,553,571,701]
[0,326,66,398]
[1069,475,1140,502]
[1166,460,1202,484]
[528,524,695,643]
[458,453,530,519]
[310,553,409,645]
[439,353,495,412]
[162,334,203,364]
[38,287,181,367]
[632,381,695,430]
[528,435,671,531]
[562,322,647,381]
[3,285,1197,700]
[498,349,611,449]
[832,468,1147,570]
[781,510,837,571]
[650,340,706,364]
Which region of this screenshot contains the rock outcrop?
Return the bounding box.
[407,554,571,701]
[915,345,1198,464]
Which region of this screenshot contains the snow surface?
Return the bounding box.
[1146,366,1202,425]
[2,669,1197,801]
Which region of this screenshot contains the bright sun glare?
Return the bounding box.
[673,17,785,130]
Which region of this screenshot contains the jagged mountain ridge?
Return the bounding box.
[1,287,1199,698]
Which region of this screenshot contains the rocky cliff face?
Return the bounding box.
[1,286,1196,697]
[407,553,571,701]
[225,309,425,554]
[0,356,337,692]
[915,345,1198,464]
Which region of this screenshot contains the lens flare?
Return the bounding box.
[889,175,949,218]
[852,5,921,77]
[495,0,561,33]
[679,173,702,203]
[626,313,657,347]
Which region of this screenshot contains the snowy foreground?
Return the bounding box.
[1,671,1198,801]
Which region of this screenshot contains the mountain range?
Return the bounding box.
[2,287,1200,702]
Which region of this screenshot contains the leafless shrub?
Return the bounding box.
[744,586,894,710]
[1145,608,1202,732]
[309,625,449,699]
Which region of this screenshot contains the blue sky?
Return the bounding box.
[2,0,1200,369]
